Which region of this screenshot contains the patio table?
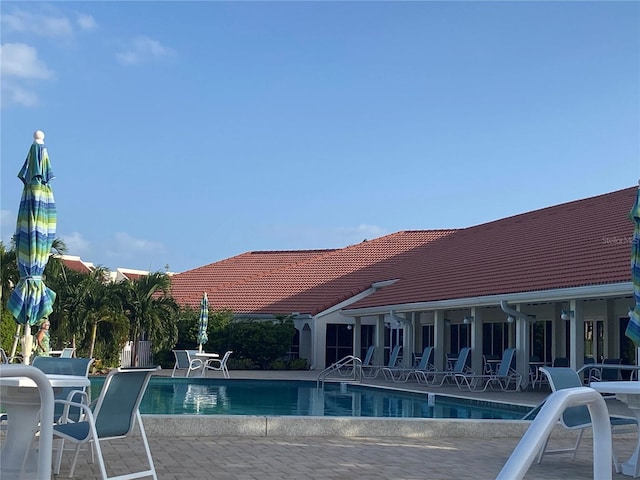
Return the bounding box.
[0,367,89,479]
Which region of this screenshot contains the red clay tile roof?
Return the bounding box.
[350,186,637,309]
[170,250,337,307]
[61,257,93,274]
[170,231,455,314]
[170,187,637,316]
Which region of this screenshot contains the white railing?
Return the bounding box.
[317,355,363,387]
[497,386,612,480]
[120,341,152,367]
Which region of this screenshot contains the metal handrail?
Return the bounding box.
[317,355,363,387]
[497,387,612,480]
[577,363,640,379]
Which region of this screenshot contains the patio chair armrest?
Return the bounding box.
[65,389,89,404]
[55,398,93,424]
[205,358,221,368]
[589,367,603,382]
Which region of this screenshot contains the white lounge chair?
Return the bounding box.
[382,346,434,383]
[454,348,521,392]
[417,347,472,386]
[204,350,232,378]
[537,366,637,471]
[362,345,401,379]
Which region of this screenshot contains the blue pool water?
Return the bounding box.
[90,377,532,419]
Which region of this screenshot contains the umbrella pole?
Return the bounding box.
[21,328,34,365]
[9,324,22,360]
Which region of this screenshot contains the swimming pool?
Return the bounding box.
[90,377,532,420]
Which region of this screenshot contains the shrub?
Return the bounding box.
[270,359,287,370]
[288,358,309,370]
[227,357,257,370]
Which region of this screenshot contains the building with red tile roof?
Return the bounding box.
[57,255,95,274]
[169,186,636,385]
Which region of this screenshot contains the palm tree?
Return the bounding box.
[0,241,18,305]
[81,271,128,359]
[118,272,179,366]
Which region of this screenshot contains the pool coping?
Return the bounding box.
[142,414,635,439]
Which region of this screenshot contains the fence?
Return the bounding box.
[120,341,152,367]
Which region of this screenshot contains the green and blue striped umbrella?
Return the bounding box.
[7,134,57,326]
[197,292,209,352]
[625,184,640,346]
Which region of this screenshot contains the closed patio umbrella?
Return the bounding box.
[625,182,640,346]
[7,131,57,363]
[198,292,209,353]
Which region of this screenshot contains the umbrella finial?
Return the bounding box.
[33,130,45,144]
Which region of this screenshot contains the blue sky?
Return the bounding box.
[1,1,639,274]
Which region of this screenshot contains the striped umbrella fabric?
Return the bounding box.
[625,185,640,346]
[7,136,57,326]
[197,292,209,352]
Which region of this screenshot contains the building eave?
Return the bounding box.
[340,282,633,317]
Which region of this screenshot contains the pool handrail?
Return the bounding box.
[317,355,363,387]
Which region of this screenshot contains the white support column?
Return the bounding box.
[414,312,423,352]
[314,321,327,370]
[353,316,361,359]
[570,299,585,371]
[605,299,616,360]
[434,310,446,371]
[375,314,385,366]
[470,308,484,374]
[402,314,415,368]
[515,304,530,390]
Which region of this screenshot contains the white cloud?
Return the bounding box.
[1,8,74,38]
[111,232,165,255]
[0,43,54,79]
[1,83,38,108]
[60,232,91,256]
[116,36,175,65]
[76,14,97,31]
[0,43,53,108]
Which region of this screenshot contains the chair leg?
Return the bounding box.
[54,438,65,475]
[570,429,584,460]
[536,436,551,464]
[136,410,158,480]
[69,443,83,478]
[613,447,621,474]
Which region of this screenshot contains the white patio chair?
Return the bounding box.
[53,366,160,479]
[60,348,76,358]
[204,350,232,378]
[171,350,204,377]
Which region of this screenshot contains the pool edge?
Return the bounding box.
[141,415,601,439]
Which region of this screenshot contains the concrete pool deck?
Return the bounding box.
[6,369,638,479]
